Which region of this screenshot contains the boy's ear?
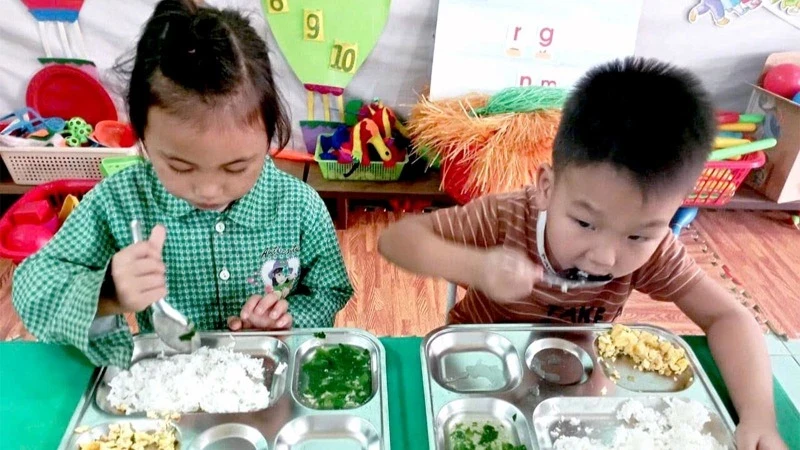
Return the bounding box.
[534,163,555,209]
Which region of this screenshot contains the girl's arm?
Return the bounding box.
[287,195,353,327]
[12,187,134,368]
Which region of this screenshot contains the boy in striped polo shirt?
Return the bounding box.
[379,58,785,449]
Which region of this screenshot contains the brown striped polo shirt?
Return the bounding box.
[431,186,704,325]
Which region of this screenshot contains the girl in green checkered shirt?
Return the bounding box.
[12,0,354,368]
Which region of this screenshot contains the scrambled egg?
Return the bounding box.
[597,324,690,377]
[78,423,177,450]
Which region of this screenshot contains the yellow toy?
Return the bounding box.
[58,194,80,221]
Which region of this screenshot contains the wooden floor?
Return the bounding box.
[692,209,800,338]
[1,209,799,341]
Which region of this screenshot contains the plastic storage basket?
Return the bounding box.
[0,145,138,185]
[313,136,407,181]
[683,151,766,206]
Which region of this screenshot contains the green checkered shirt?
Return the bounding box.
[12,159,353,368]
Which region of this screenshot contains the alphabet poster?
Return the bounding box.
[429,0,644,99]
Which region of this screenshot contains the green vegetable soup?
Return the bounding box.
[300,344,373,410]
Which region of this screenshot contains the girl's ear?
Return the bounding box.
[534,163,555,210]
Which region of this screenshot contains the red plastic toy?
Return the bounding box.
[93,120,136,147]
[12,200,54,225]
[337,101,408,168]
[4,224,55,255]
[0,179,96,263]
[26,64,117,126]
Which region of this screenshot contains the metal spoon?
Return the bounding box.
[541,272,590,292]
[541,269,613,292]
[130,220,200,353]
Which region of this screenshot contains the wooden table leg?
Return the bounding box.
[336,197,349,230]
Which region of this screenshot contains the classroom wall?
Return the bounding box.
[0,0,796,149]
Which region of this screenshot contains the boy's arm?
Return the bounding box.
[377,214,487,286]
[378,196,500,286]
[674,277,783,448]
[12,188,134,368]
[288,195,354,328]
[634,232,782,447]
[379,197,543,302]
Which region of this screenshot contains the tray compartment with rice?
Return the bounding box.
[420,324,736,450]
[95,334,291,415]
[57,329,390,450]
[532,396,734,450]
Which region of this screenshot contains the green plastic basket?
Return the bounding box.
[314,135,407,181]
[100,156,145,177]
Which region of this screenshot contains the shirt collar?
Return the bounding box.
[536,210,558,275]
[149,158,275,227]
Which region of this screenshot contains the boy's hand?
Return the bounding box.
[106,225,167,315]
[474,247,542,302]
[736,420,787,450]
[227,291,293,331]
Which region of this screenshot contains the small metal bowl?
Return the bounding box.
[526,338,594,385]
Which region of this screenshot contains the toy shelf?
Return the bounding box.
[2,160,796,228]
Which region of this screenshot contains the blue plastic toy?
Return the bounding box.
[319,125,351,161]
[0,107,65,137]
[670,207,699,235]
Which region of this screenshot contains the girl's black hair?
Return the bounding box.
[120,0,290,148]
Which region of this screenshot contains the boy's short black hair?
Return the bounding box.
[552,57,715,192]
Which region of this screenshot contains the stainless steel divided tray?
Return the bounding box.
[58,329,390,450]
[420,324,736,450]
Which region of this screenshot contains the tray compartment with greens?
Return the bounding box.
[294,332,378,410]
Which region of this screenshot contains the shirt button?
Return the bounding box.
[219,269,230,281]
[215,222,225,233]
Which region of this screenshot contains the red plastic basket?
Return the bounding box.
[683,151,766,207]
[0,179,97,264]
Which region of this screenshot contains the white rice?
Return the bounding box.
[107,346,271,414]
[553,399,726,450]
[554,436,602,450]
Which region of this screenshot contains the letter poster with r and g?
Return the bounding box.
[429,0,644,100]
